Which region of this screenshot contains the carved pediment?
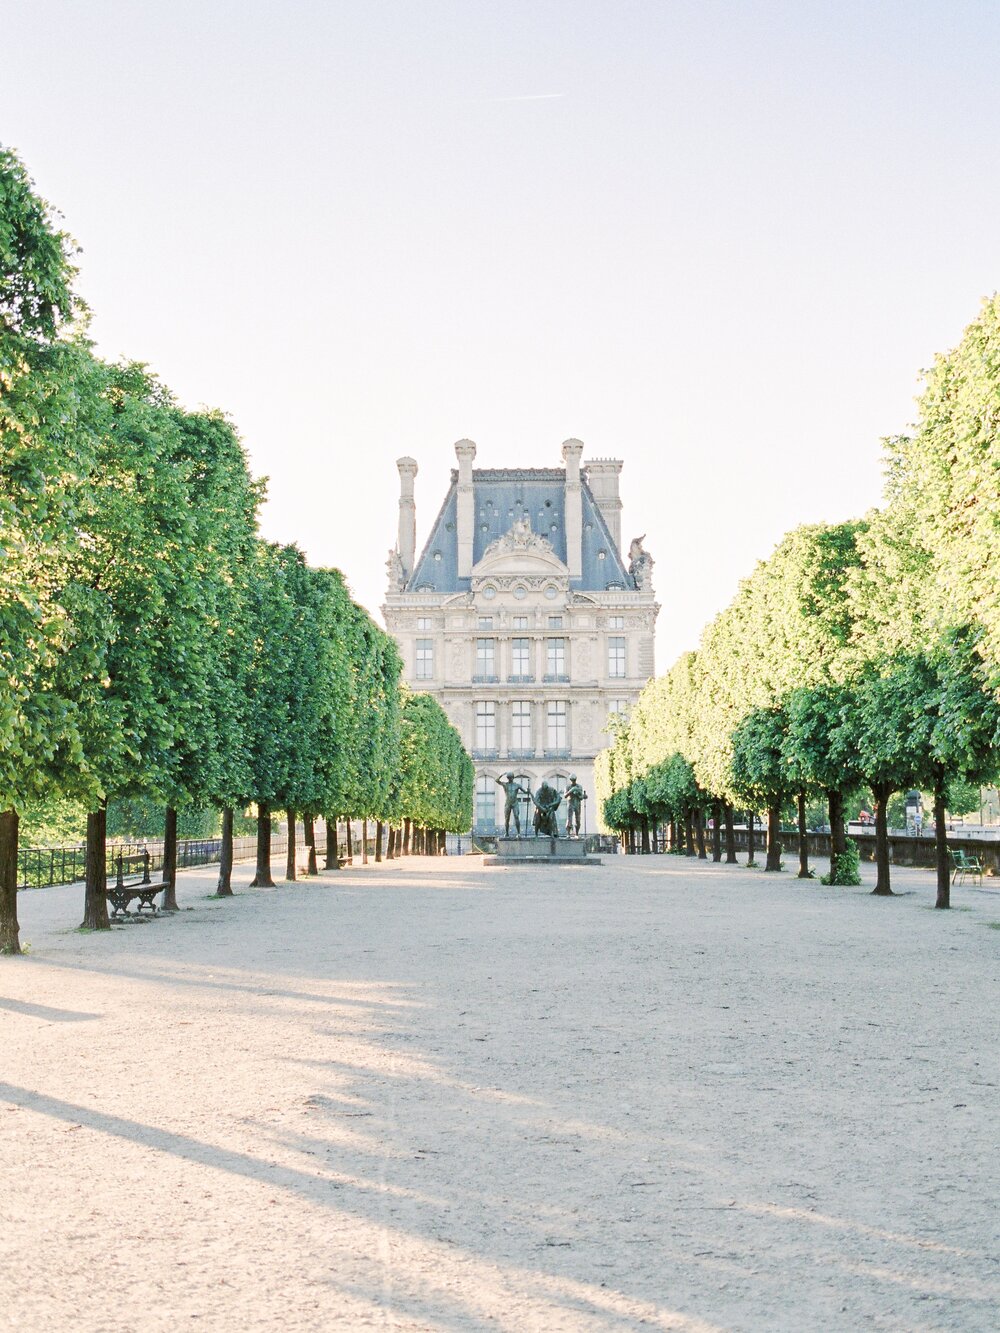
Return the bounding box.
[473,517,567,578]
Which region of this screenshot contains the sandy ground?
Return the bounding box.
[2,851,999,1333]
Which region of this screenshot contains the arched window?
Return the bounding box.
[549,773,571,835]
[475,775,497,834]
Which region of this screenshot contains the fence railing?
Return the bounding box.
[17,834,288,892]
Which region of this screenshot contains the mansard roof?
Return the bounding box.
[407,467,633,594]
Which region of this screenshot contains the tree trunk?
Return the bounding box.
[325,817,340,870]
[82,804,111,930]
[217,807,234,895]
[402,818,411,855]
[250,803,275,887]
[684,809,695,857]
[668,818,677,852]
[375,821,384,862]
[765,803,782,871]
[746,811,756,866]
[161,807,179,911]
[934,769,950,909]
[694,807,708,859]
[0,808,21,955]
[711,802,722,862]
[797,791,810,879]
[871,781,893,895]
[724,803,737,864]
[305,813,318,875]
[386,826,395,859]
[640,816,650,854]
[285,811,297,881]
[345,820,353,862]
[440,829,447,855]
[828,789,846,859]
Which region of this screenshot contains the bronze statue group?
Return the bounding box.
[494,774,587,839]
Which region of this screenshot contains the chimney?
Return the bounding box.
[455,439,477,577]
[562,439,584,579]
[396,456,418,578]
[584,458,623,554]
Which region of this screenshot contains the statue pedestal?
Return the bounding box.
[483,837,601,867]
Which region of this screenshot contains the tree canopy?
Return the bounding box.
[0,144,471,953]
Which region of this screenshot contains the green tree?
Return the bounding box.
[730,706,796,872]
[396,690,472,840]
[160,408,261,896]
[785,685,864,885]
[241,542,319,886]
[883,296,1000,676]
[0,148,106,953]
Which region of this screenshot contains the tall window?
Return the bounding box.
[546,701,568,750]
[415,638,433,680]
[550,774,570,835]
[475,775,496,831]
[608,636,626,678]
[476,637,496,678]
[511,701,532,750]
[475,701,496,750]
[608,698,628,719]
[546,638,566,677]
[510,637,531,677]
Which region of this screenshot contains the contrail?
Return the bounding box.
[473,92,565,104]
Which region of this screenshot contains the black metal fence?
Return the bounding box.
[17,834,288,892]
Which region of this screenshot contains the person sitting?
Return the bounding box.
[531,782,562,837]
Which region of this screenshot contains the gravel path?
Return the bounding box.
[3,852,999,1332]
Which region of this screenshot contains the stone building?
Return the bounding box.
[383,439,658,835]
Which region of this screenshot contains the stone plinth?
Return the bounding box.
[483,837,601,867]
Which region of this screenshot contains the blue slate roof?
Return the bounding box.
[408,469,633,593]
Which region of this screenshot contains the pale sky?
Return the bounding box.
[5,1,1000,669]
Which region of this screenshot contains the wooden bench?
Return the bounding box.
[949,847,984,887]
[106,851,167,918]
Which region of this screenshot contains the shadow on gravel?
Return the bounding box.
[0,997,101,1022]
[0,1078,716,1332]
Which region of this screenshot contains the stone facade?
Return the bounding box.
[382,440,658,834]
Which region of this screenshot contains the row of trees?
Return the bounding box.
[597,296,1000,909]
[0,147,472,954]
